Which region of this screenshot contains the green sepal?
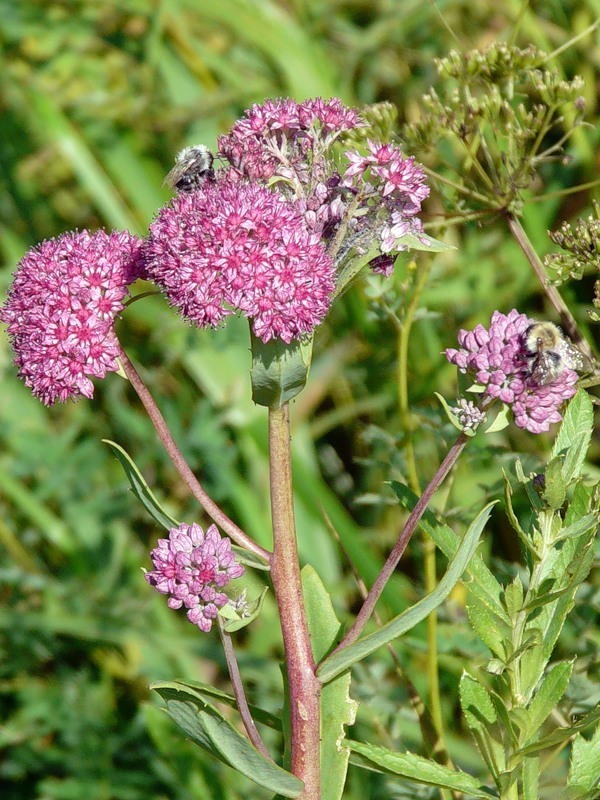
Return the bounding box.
[151,681,303,798]
[250,328,313,408]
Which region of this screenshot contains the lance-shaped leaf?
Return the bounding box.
[346,741,497,798]
[104,439,179,530]
[391,482,508,623]
[317,502,495,682]
[151,681,303,797]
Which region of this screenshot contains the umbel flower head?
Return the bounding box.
[145,522,245,632]
[1,230,145,405]
[445,309,578,433]
[145,180,335,343]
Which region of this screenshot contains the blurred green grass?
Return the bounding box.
[1,1,599,798]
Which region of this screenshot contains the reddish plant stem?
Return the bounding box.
[269,404,321,800]
[218,619,273,760]
[505,213,595,359]
[332,431,469,654]
[118,347,271,563]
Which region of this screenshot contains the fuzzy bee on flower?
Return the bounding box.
[521,321,595,386]
[163,145,215,193]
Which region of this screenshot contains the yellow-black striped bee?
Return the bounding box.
[522,321,594,385]
[163,145,215,193]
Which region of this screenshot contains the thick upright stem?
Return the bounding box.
[269,405,321,799]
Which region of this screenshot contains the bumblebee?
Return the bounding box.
[163,145,215,193]
[522,321,593,385]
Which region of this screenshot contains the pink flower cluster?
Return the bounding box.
[145,180,335,343]
[0,230,144,405]
[145,522,244,633]
[445,309,578,433]
[344,140,430,263]
[218,97,363,182]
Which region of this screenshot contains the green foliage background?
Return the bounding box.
[1,1,599,798]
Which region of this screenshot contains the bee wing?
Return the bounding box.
[162,162,187,188]
[562,339,594,373]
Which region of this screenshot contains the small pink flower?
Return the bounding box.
[145,523,245,633]
[1,230,145,405]
[445,309,577,434]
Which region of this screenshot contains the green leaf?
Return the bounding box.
[249,329,313,407]
[503,473,538,559]
[460,673,497,728]
[460,673,505,780]
[467,596,509,659]
[394,231,456,252]
[103,439,179,531]
[302,566,358,800]
[434,392,475,435]
[517,704,600,757]
[552,513,598,544]
[345,741,496,798]
[153,679,282,730]
[551,390,593,484]
[543,456,567,509]
[391,482,509,623]
[483,403,511,433]
[219,587,269,632]
[317,502,495,682]
[231,545,271,571]
[522,661,573,744]
[569,723,600,793]
[151,681,303,798]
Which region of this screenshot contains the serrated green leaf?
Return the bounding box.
[460,673,505,780]
[391,482,509,623]
[522,661,573,744]
[460,673,497,728]
[345,741,496,797]
[151,681,303,797]
[467,596,508,659]
[569,723,600,793]
[317,502,495,682]
[302,566,357,800]
[250,329,313,407]
[523,755,539,800]
[553,513,598,544]
[517,705,600,757]
[543,456,567,509]
[504,576,524,617]
[551,390,593,484]
[104,439,179,530]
